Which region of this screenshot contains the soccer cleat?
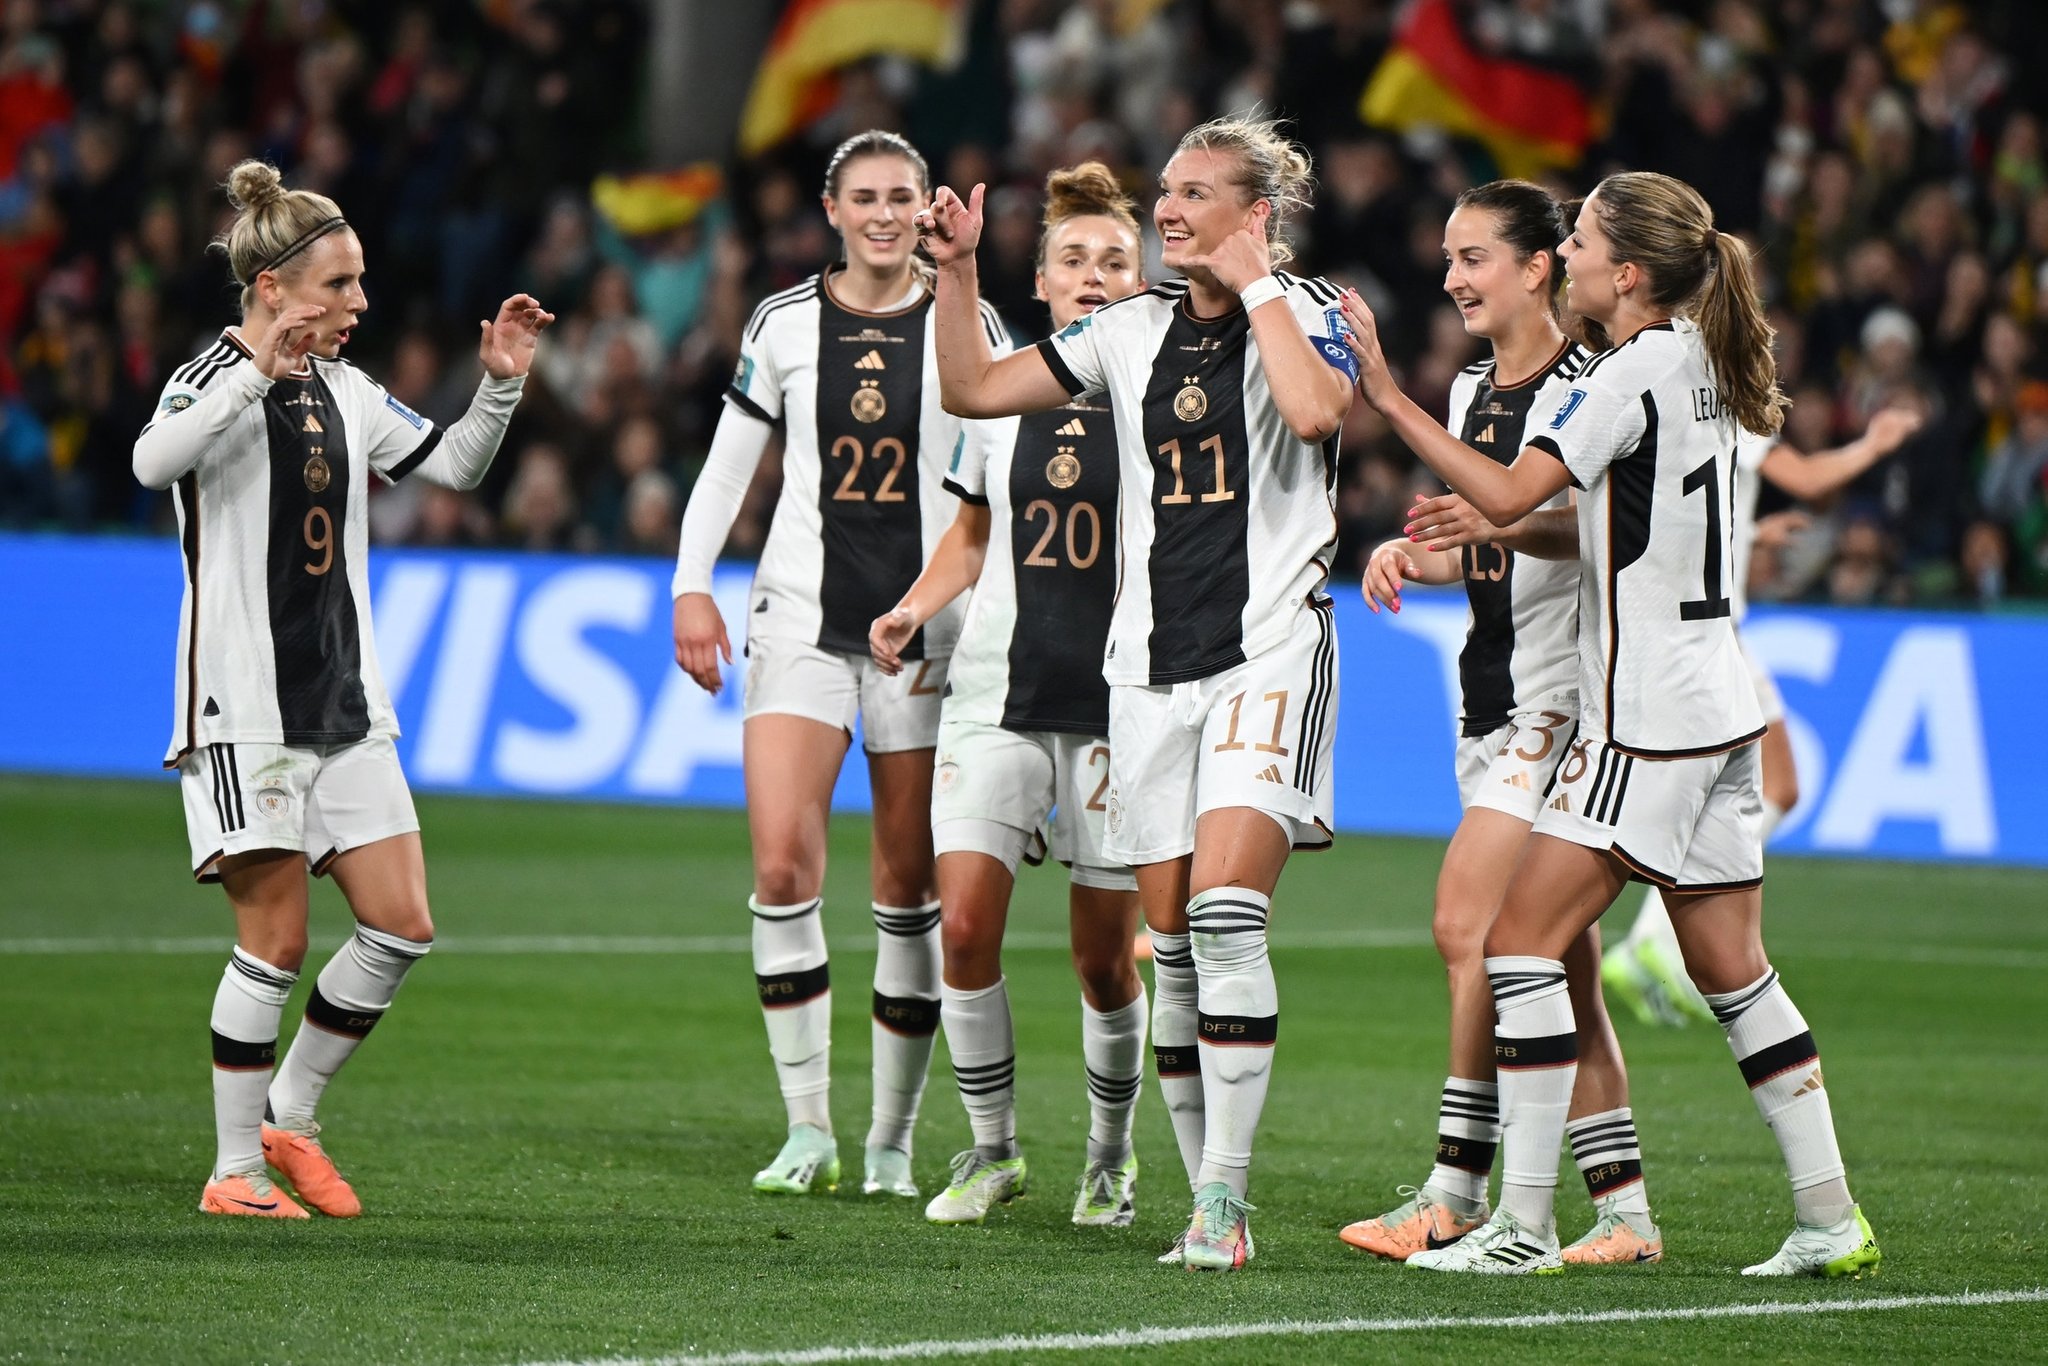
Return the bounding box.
[1072,1151,1139,1227]
[862,1144,919,1197]
[1601,943,1684,1028]
[1339,1184,1491,1260]
[1407,1208,1564,1275]
[1742,1206,1881,1277]
[261,1122,361,1218]
[752,1123,840,1195]
[1562,1197,1663,1264]
[199,1171,309,1219]
[1181,1182,1256,1271]
[1635,937,1713,1025]
[1156,1231,1186,1265]
[924,1150,1028,1224]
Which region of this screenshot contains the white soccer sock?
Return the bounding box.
[1488,955,1576,1239]
[1566,1106,1652,1219]
[1082,989,1147,1167]
[868,900,941,1155]
[1189,887,1277,1201]
[210,948,297,1180]
[1147,931,1204,1192]
[941,978,1016,1160]
[1425,1076,1499,1207]
[751,896,832,1133]
[1706,967,1853,1226]
[268,924,430,1131]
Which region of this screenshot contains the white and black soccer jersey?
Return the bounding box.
[727,269,1010,660]
[942,398,1119,735]
[1729,427,1775,624]
[1034,271,1342,686]
[1526,318,1765,757]
[151,329,450,766]
[1444,341,1587,736]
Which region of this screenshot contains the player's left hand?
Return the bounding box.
[479,294,556,379]
[1406,492,1502,551]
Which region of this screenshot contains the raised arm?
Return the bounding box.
[869,502,993,675]
[1758,406,1921,503]
[1186,226,1351,443]
[132,304,325,488]
[919,184,1077,418]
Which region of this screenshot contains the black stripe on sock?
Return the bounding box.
[1581,1156,1645,1197]
[872,992,940,1037]
[756,964,830,1008]
[1151,946,1194,968]
[303,986,382,1039]
[1494,1031,1578,1070]
[1086,1067,1142,1103]
[1709,969,1779,1024]
[873,909,941,937]
[954,1058,1016,1096]
[751,899,822,922]
[1739,1031,1819,1088]
[1153,1045,1199,1077]
[1436,1135,1496,1174]
[211,1030,277,1070]
[1198,1012,1278,1047]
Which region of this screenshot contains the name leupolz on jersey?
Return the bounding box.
[1141,305,1253,682]
[1457,368,1547,735]
[813,292,929,656]
[262,371,370,741]
[1004,400,1117,733]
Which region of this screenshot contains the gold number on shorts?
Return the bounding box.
[1086,744,1110,811]
[1214,690,1290,756]
[1156,435,1234,506]
[831,436,908,502]
[908,661,941,696]
[1513,710,1571,763]
[1023,499,1102,570]
[1559,738,1591,785]
[303,506,333,576]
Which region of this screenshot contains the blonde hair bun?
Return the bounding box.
[225,160,289,213]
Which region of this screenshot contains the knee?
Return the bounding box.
[1432,905,1487,972]
[940,903,1001,975]
[754,856,820,908]
[1071,941,1136,1005]
[371,902,434,945]
[246,926,310,975]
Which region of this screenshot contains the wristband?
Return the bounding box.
[1239,275,1285,313]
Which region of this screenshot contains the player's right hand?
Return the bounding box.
[869,605,918,676]
[1338,289,1396,408]
[254,305,325,379]
[1363,542,1421,614]
[673,592,732,695]
[914,184,983,265]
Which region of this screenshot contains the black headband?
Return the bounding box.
[254,216,347,277]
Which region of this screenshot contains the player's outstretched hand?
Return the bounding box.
[914,185,984,266]
[869,606,919,677]
[1866,404,1925,452]
[479,293,556,379]
[673,592,732,695]
[1407,492,1501,551]
[1338,288,1396,408]
[1363,542,1422,614]
[254,304,325,380]
[1753,507,1812,551]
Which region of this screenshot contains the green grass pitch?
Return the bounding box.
[1,773,2044,1363]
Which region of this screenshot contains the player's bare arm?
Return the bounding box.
[1184,222,1351,443]
[919,183,1073,418]
[870,502,992,676]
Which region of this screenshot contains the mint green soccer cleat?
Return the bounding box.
[924,1150,1027,1224]
[1636,937,1714,1025]
[1072,1152,1139,1228]
[1182,1182,1256,1271]
[1743,1206,1882,1277]
[752,1123,840,1195]
[863,1144,920,1198]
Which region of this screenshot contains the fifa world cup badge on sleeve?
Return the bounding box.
[384,393,425,429]
[1549,389,1589,429]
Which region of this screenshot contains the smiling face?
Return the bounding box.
[822,154,926,275]
[1559,194,1624,325]
[1442,204,1553,341]
[1035,213,1142,330]
[262,228,367,357]
[1153,147,1263,273]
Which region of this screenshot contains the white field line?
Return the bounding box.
[0,931,2042,970]
[509,1287,2048,1366]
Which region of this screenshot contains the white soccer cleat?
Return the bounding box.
[1072,1152,1139,1228]
[752,1123,840,1195]
[863,1144,920,1197]
[1407,1208,1564,1275]
[924,1150,1027,1224]
[1743,1206,1881,1277]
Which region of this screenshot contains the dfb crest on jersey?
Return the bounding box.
[161,392,195,414]
[1174,378,1208,422]
[1548,388,1589,429]
[304,455,331,492]
[1046,448,1081,488]
[851,379,886,422]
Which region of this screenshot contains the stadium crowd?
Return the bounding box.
[5,0,2047,603]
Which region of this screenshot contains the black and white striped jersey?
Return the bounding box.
[1445,342,1588,736]
[151,329,447,765]
[1034,272,1342,686]
[1526,319,1765,757]
[942,399,1119,735]
[725,268,1010,660]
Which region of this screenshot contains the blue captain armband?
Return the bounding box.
[1313,335,1360,383]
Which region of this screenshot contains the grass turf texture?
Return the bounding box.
[1,773,2043,1364]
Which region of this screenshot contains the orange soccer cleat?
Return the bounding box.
[262,1123,363,1218]
[1340,1186,1490,1260]
[199,1172,309,1219]
[1561,1203,1664,1264]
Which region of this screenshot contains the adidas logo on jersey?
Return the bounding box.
[1056,417,1086,437]
[1254,764,1283,784]
[854,350,886,370]
[1549,794,1571,812]
[1475,422,1495,444]
[303,413,324,433]
[1504,771,1531,790]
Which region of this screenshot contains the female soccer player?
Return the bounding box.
[1345,172,1878,1277]
[917,116,1356,1270]
[132,160,550,1218]
[869,163,1148,1229]
[670,131,1010,1199]
[1338,182,1659,1266]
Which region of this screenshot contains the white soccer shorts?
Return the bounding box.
[1533,735,1765,891]
[1455,704,1579,823]
[1738,634,1786,727]
[179,736,419,882]
[1102,601,1337,865]
[742,633,946,753]
[929,716,1135,890]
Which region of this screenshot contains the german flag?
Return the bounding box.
[1360,0,1593,178]
[739,0,964,156]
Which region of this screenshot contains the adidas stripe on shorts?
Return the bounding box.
[1532,735,1765,891]
[178,736,418,882]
